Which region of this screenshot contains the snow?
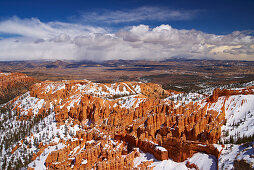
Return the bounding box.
[66,95,81,111]
[81,159,87,164]
[134,149,217,170]
[134,85,141,93]
[133,149,156,168]
[236,142,254,168]
[219,144,240,169]
[208,96,224,112]
[68,81,144,99]
[103,144,110,150]
[123,83,136,94]
[52,84,65,94]
[0,72,11,76]
[213,92,254,169]
[117,95,144,109]
[188,153,217,170]
[221,94,254,141]
[218,142,254,169]
[166,92,206,109]
[28,143,66,170]
[155,145,167,152]
[12,92,45,116]
[104,83,135,96]
[13,81,148,115]
[86,140,95,144]
[71,145,80,155]
[45,83,66,94]
[152,160,188,170]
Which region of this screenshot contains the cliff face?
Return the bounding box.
[0,72,37,104]
[7,80,254,169]
[208,87,254,103]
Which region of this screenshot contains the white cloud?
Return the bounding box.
[0,17,253,61]
[81,6,199,24]
[0,17,107,39]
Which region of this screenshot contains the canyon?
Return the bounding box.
[0,74,253,169]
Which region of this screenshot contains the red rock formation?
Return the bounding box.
[186,161,200,170]
[0,72,37,103]
[208,86,254,103]
[12,80,247,169]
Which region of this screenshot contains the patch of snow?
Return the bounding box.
[81,159,87,164]
[155,145,167,152]
[118,95,143,109]
[28,143,66,170]
[188,153,217,170]
[133,148,156,168]
[0,73,11,76]
[134,149,216,170]
[221,94,254,141]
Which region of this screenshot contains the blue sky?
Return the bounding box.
[0,0,253,61]
[0,0,253,34]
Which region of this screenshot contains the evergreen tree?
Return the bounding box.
[2,156,7,170]
[7,161,12,170]
[229,135,234,143]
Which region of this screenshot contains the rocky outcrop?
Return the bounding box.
[186,161,199,170]
[0,72,37,104]
[45,130,141,170]
[208,86,254,103]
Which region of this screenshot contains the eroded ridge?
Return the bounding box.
[0,72,37,104]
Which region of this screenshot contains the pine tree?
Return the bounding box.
[229,135,234,143]
[64,124,68,137]
[2,156,7,170]
[7,161,12,170]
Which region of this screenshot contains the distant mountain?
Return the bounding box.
[39,60,70,69]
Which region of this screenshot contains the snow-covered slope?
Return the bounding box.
[209,90,254,169]
[218,142,254,170]
[222,94,254,141]
[134,149,217,170]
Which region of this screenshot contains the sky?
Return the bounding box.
[0,0,253,61]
